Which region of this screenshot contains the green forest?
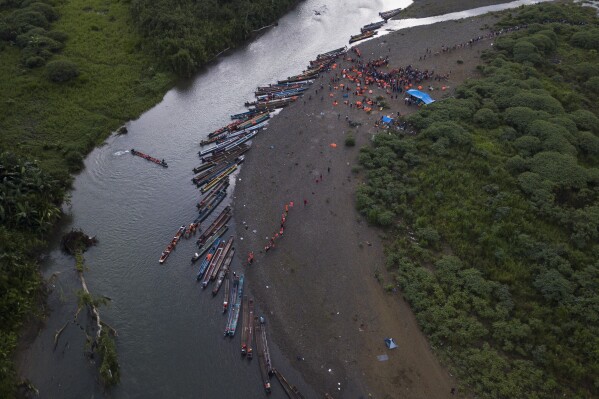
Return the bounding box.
[357,3,598,398]
[130,0,300,76]
[0,0,297,395]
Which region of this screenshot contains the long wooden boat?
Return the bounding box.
[224,274,240,334]
[201,241,225,288]
[192,224,228,262]
[255,83,309,96]
[273,369,305,399]
[206,120,243,139]
[240,296,250,355]
[194,190,227,225]
[196,206,231,247]
[255,88,307,101]
[349,30,377,44]
[192,163,222,185]
[248,96,297,110]
[236,112,270,130]
[255,316,272,393]
[278,70,320,84]
[379,7,402,20]
[199,134,248,156]
[131,149,167,168]
[361,20,385,32]
[226,274,244,336]
[196,238,221,281]
[231,109,263,120]
[192,161,215,174]
[211,236,234,281]
[212,248,234,296]
[200,164,237,194]
[197,180,229,209]
[200,143,249,164]
[196,181,229,212]
[184,222,199,239]
[223,274,231,313]
[193,162,232,186]
[316,46,346,60]
[219,131,258,155]
[200,120,267,147]
[158,225,186,264]
[246,298,254,359]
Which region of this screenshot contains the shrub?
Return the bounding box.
[24,55,45,68]
[505,155,529,174]
[570,29,599,50]
[422,121,472,146]
[585,76,599,94]
[64,150,84,171]
[46,59,79,82]
[514,135,541,157]
[10,10,50,34]
[508,92,564,114]
[503,107,548,134]
[27,2,59,22]
[345,135,355,147]
[569,110,599,133]
[377,210,394,226]
[513,39,542,65]
[473,108,500,129]
[46,30,68,43]
[529,152,588,189]
[576,131,599,156]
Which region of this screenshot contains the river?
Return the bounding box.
[17,0,552,398]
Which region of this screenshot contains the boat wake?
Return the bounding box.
[114,150,129,156]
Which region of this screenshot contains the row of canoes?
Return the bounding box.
[349,7,402,45]
[379,7,402,20]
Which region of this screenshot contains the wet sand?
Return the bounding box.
[234,4,506,399]
[401,0,517,18]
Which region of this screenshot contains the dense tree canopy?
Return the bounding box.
[130,0,300,76]
[358,4,599,398]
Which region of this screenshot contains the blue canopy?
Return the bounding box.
[407,89,435,105]
[381,116,393,124]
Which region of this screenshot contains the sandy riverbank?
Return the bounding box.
[233,3,508,399]
[401,0,517,18]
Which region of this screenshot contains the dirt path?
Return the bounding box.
[234,10,504,399]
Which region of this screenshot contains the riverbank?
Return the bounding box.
[234,10,506,399]
[401,0,518,18]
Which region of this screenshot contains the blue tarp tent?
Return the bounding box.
[384,338,398,349]
[406,89,435,105]
[381,116,393,124]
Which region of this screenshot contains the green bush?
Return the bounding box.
[570,28,599,50]
[514,135,541,157]
[345,134,355,147]
[64,149,84,171]
[576,131,599,156]
[473,108,500,129]
[46,59,79,82]
[24,55,46,68]
[512,39,542,65]
[503,107,549,134]
[569,109,599,133]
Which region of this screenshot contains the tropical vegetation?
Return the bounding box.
[0,0,299,395]
[357,3,599,398]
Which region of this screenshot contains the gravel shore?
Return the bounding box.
[234,4,506,398]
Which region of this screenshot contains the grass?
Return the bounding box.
[0,0,174,180]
